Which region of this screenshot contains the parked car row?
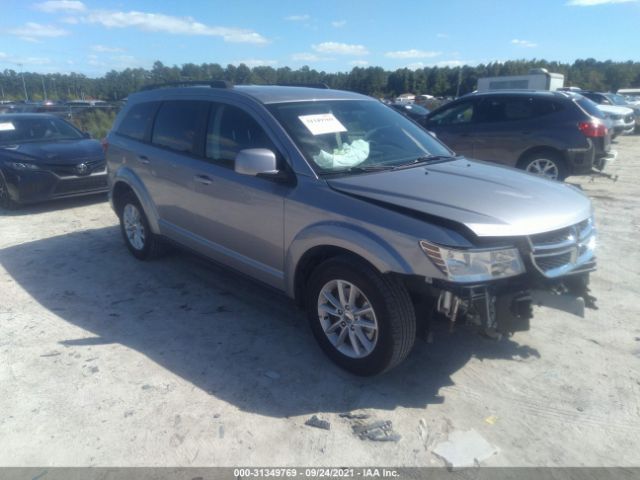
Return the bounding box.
[579,91,639,135]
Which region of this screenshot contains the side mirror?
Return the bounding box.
[83,131,92,139]
[235,148,278,176]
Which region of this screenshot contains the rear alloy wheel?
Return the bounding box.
[306,256,416,375]
[118,192,167,260]
[520,153,567,181]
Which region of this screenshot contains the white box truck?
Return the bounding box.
[477,68,565,92]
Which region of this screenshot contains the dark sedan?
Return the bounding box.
[0,114,108,209]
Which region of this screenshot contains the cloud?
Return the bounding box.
[511,38,537,48]
[312,42,369,55]
[6,22,69,42]
[331,20,347,27]
[436,33,449,38]
[567,0,636,5]
[33,0,86,12]
[91,44,124,53]
[349,60,369,67]
[436,60,465,67]
[284,14,310,21]
[385,49,441,59]
[82,10,269,44]
[291,53,326,62]
[234,59,278,68]
[0,52,7,59]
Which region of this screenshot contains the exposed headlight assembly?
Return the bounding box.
[420,240,525,282]
[6,161,39,171]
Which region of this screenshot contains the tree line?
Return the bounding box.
[1,58,639,102]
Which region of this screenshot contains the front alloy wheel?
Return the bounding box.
[306,256,416,375]
[318,279,379,359]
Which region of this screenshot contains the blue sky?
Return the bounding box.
[0,0,638,76]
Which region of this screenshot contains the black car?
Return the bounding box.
[424,90,612,181]
[388,102,430,126]
[0,114,108,209]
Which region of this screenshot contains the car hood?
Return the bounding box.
[0,139,103,164]
[597,104,634,116]
[326,159,592,237]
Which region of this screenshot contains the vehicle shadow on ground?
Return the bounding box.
[0,226,541,418]
[0,193,108,217]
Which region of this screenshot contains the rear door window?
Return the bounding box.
[151,101,208,155]
[117,102,159,141]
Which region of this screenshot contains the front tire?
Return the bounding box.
[305,256,416,375]
[118,192,167,260]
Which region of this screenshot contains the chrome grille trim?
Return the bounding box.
[527,218,596,278]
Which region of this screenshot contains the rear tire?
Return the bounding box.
[305,256,416,375]
[518,151,567,181]
[117,192,167,260]
[0,175,16,210]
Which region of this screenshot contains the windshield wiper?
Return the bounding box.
[320,164,396,176]
[391,154,459,170]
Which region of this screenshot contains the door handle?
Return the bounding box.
[138,155,150,165]
[194,174,213,185]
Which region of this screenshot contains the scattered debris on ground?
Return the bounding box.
[304,415,330,430]
[352,420,401,442]
[339,412,370,420]
[432,429,498,468]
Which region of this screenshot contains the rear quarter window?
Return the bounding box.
[575,96,605,119]
[116,102,159,141]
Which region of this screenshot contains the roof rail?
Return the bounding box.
[139,80,233,91]
[276,83,330,89]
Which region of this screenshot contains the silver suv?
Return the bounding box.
[106,82,597,375]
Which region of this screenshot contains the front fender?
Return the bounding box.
[109,167,161,234]
[285,221,414,298]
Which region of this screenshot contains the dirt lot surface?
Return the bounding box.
[1,136,639,467]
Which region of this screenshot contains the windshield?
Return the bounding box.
[0,117,83,145]
[268,100,452,174]
[397,103,430,115]
[606,93,630,106]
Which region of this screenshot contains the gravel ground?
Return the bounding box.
[1,136,639,467]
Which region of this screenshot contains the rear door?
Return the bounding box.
[143,100,210,229]
[424,99,476,156]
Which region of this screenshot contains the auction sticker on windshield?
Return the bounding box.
[299,113,347,136]
[0,122,15,131]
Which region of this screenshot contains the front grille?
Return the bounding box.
[528,218,596,278]
[45,159,105,177]
[53,175,108,195]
